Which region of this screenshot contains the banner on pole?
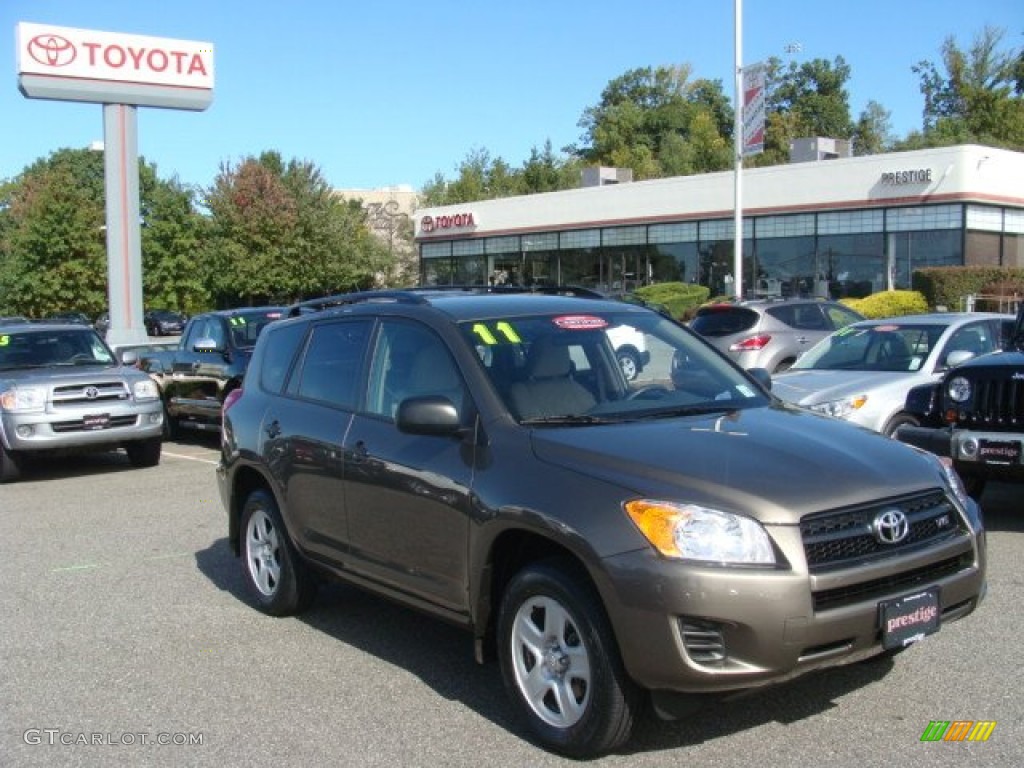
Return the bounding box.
[742,61,767,157]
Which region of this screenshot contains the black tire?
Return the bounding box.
[0,442,24,483]
[162,403,180,441]
[616,348,641,382]
[125,437,162,468]
[883,412,919,439]
[239,489,317,616]
[497,558,640,758]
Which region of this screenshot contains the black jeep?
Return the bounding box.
[897,302,1024,498]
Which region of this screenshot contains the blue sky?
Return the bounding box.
[2,0,1021,192]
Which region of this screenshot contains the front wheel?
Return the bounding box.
[883,412,919,439]
[240,489,317,616]
[497,559,640,758]
[0,442,24,483]
[125,437,161,468]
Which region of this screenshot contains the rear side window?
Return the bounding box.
[291,320,372,409]
[778,304,829,331]
[690,306,759,336]
[258,322,308,394]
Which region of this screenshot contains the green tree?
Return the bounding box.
[0,149,109,318]
[754,56,855,166]
[852,100,894,155]
[570,65,733,178]
[204,151,388,305]
[909,26,1024,150]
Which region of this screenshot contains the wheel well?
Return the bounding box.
[227,466,274,555]
[477,530,593,662]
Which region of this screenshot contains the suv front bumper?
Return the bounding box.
[599,520,985,694]
[2,403,163,451]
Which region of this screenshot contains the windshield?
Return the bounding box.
[0,328,116,370]
[791,323,946,373]
[459,310,769,424]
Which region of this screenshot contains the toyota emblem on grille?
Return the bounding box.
[83,386,100,400]
[873,509,909,544]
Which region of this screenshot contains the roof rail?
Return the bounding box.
[286,284,610,317]
[286,290,432,317]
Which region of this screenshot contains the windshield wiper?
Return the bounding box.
[520,414,619,426]
[630,404,739,420]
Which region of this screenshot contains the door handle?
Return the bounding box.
[351,440,368,464]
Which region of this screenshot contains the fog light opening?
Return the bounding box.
[16,425,34,438]
[960,437,979,458]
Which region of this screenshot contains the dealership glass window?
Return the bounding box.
[817,233,885,297]
[523,232,558,252]
[818,209,884,234]
[602,226,647,246]
[700,218,752,241]
[453,254,486,285]
[452,239,484,256]
[749,236,820,298]
[421,256,455,285]
[886,204,962,231]
[1006,210,1024,235]
[558,248,601,287]
[649,222,697,244]
[560,229,600,249]
[698,237,753,297]
[486,235,521,254]
[755,214,815,239]
[966,205,1003,232]
[650,242,697,284]
[421,241,452,259]
[889,229,962,288]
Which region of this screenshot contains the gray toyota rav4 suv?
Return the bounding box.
[217,288,986,757]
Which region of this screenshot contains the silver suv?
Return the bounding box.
[691,298,864,373]
[0,322,164,482]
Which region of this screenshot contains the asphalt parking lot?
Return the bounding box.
[1,437,1021,767]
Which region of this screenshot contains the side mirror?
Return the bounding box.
[120,350,139,366]
[943,349,974,369]
[396,396,463,436]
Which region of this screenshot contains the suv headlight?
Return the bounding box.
[132,379,160,401]
[947,376,971,403]
[0,386,47,413]
[809,394,867,420]
[624,500,776,565]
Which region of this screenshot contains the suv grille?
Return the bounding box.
[800,490,967,572]
[52,381,131,407]
[958,373,1024,428]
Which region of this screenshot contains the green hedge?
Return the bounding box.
[841,290,929,318]
[634,282,710,319]
[913,266,1024,311]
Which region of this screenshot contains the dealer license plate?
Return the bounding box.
[978,439,1022,465]
[880,588,940,650]
[82,413,111,430]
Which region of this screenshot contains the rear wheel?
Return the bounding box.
[240,489,317,616]
[0,443,24,483]
[497,558,640,757]
[125,437,162,468]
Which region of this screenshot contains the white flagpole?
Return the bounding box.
[733,0,744,299]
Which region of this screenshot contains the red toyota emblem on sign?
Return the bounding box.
[421,215,435,233]
[28,34,77,67]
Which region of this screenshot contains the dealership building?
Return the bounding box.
[414,144,1024,300]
